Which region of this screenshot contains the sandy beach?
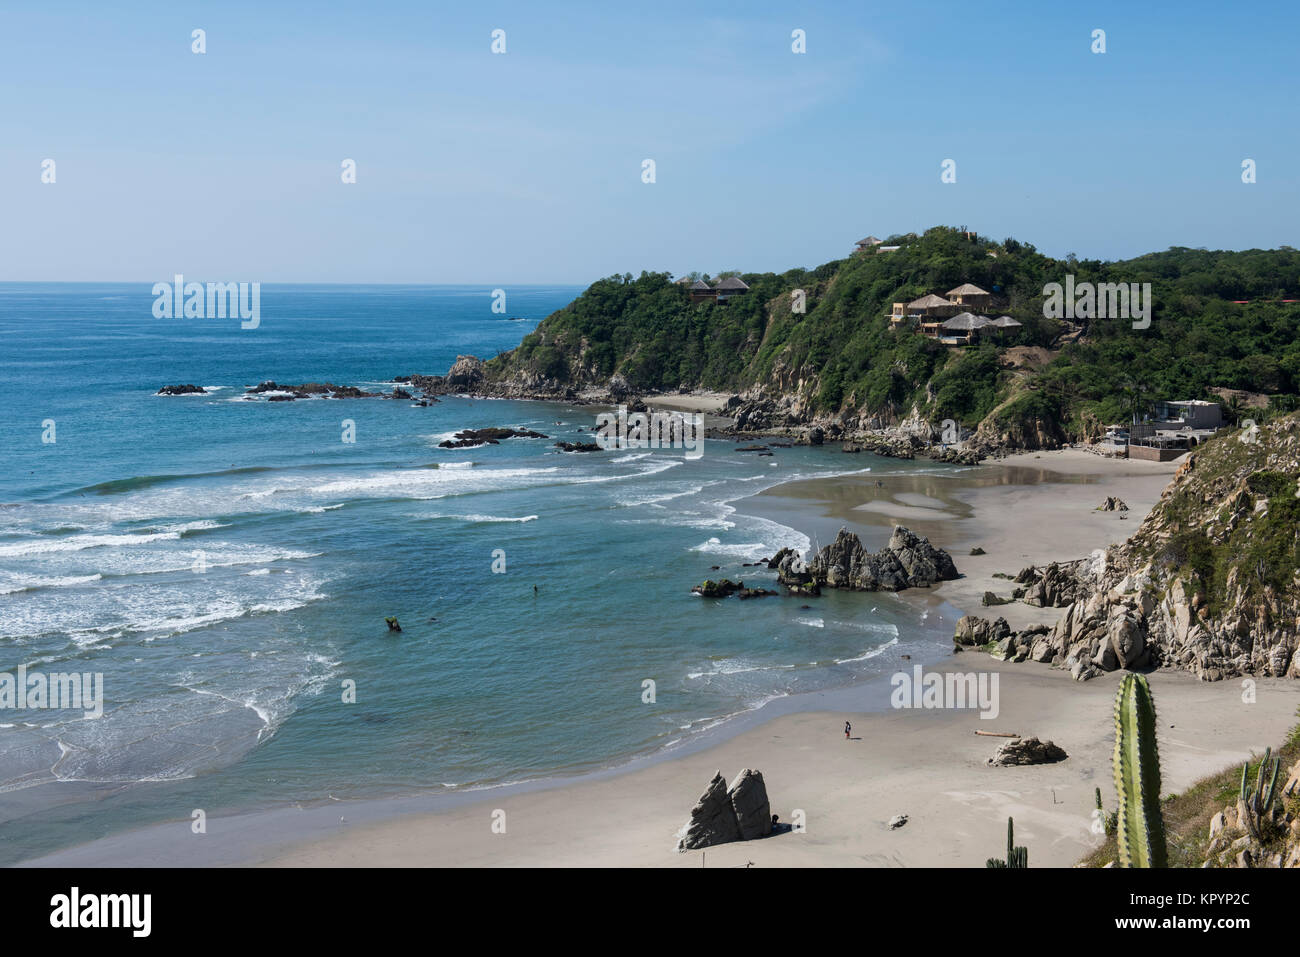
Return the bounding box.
[746,447,1184,631]
[30,445,1293,869]
[263,660,1297,868]
[250,446,1296,868]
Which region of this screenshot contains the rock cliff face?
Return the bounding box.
[1041,414,1300,681]
[782,527,958,592]
[677,769,773,850]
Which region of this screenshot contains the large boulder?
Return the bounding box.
[987,736,1068,766]
[728,769,773,841]
[677,769,773,850]
[676,773,740,850]
[954,615,1011,646]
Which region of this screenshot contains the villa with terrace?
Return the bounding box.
[684,276,751,304]
[887,283,1022,344]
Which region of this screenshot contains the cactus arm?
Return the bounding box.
[1112,673,1169,868]
[1263,757,1280,812]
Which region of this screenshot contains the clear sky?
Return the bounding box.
[2,0,1296,283]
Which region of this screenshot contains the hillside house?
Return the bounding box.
[687,280,716,303]
[714,276,750,303]
[946,283,994,310]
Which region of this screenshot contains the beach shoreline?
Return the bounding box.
[24,444,1288,869]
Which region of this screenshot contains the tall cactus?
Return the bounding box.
[986,815,1028,868]
[1239,746,1281,841]
[1112,673,1168,867]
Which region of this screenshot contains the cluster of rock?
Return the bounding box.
[953,615,1051,663]
[691,579,777,599]
[1097,496,1130,512]
[438,427,548,448]
[776,527,958,594]
[244,381,386,400]
[1203,759,1300,867]
[1014,561,1092,608]
[677,769,773,850]
[1034,414,1300,681]
[554,441,601,453]
[157,384,206,395]
[987,736,1067,766]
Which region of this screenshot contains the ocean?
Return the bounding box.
[0,283,955,864]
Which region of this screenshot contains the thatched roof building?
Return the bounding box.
[907,293,956,311]
[941,312,993,331]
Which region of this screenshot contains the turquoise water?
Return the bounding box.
[0,283,952,863]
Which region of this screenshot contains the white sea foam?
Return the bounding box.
[0,530,180,557]
[834,636,899,664]
[0,573,102,595]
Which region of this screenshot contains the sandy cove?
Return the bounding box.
[28,447,1296,868]
[255,448,1299,868]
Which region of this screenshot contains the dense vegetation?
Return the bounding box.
[488,226,1300,437]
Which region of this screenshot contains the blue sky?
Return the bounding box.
[2,0,1296,282]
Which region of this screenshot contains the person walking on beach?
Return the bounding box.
[844,720,851,739]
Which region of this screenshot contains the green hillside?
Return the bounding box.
[484,226,1300,442]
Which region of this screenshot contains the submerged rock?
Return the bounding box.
[157,384,207,395]
[439,427,548,449]
[554,441,601,453]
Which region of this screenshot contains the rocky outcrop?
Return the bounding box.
[1017,561,1092,608]
[987,736,1068,766]
[775,552,820,596]
[766,547,796,570]
[691,580,776,599]
[1098,496,1130,512]
[1035,413,1300,681]
[157,384,206,395]
[554,441,601,452]
[677,769,773,850]
[438,427,548,448]
[803,527,958,592]
[954,615,1011,646]
[245,381,382,399]
[954,617,1050,664]
[972,406,1067,452]
[443,355,486,390]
